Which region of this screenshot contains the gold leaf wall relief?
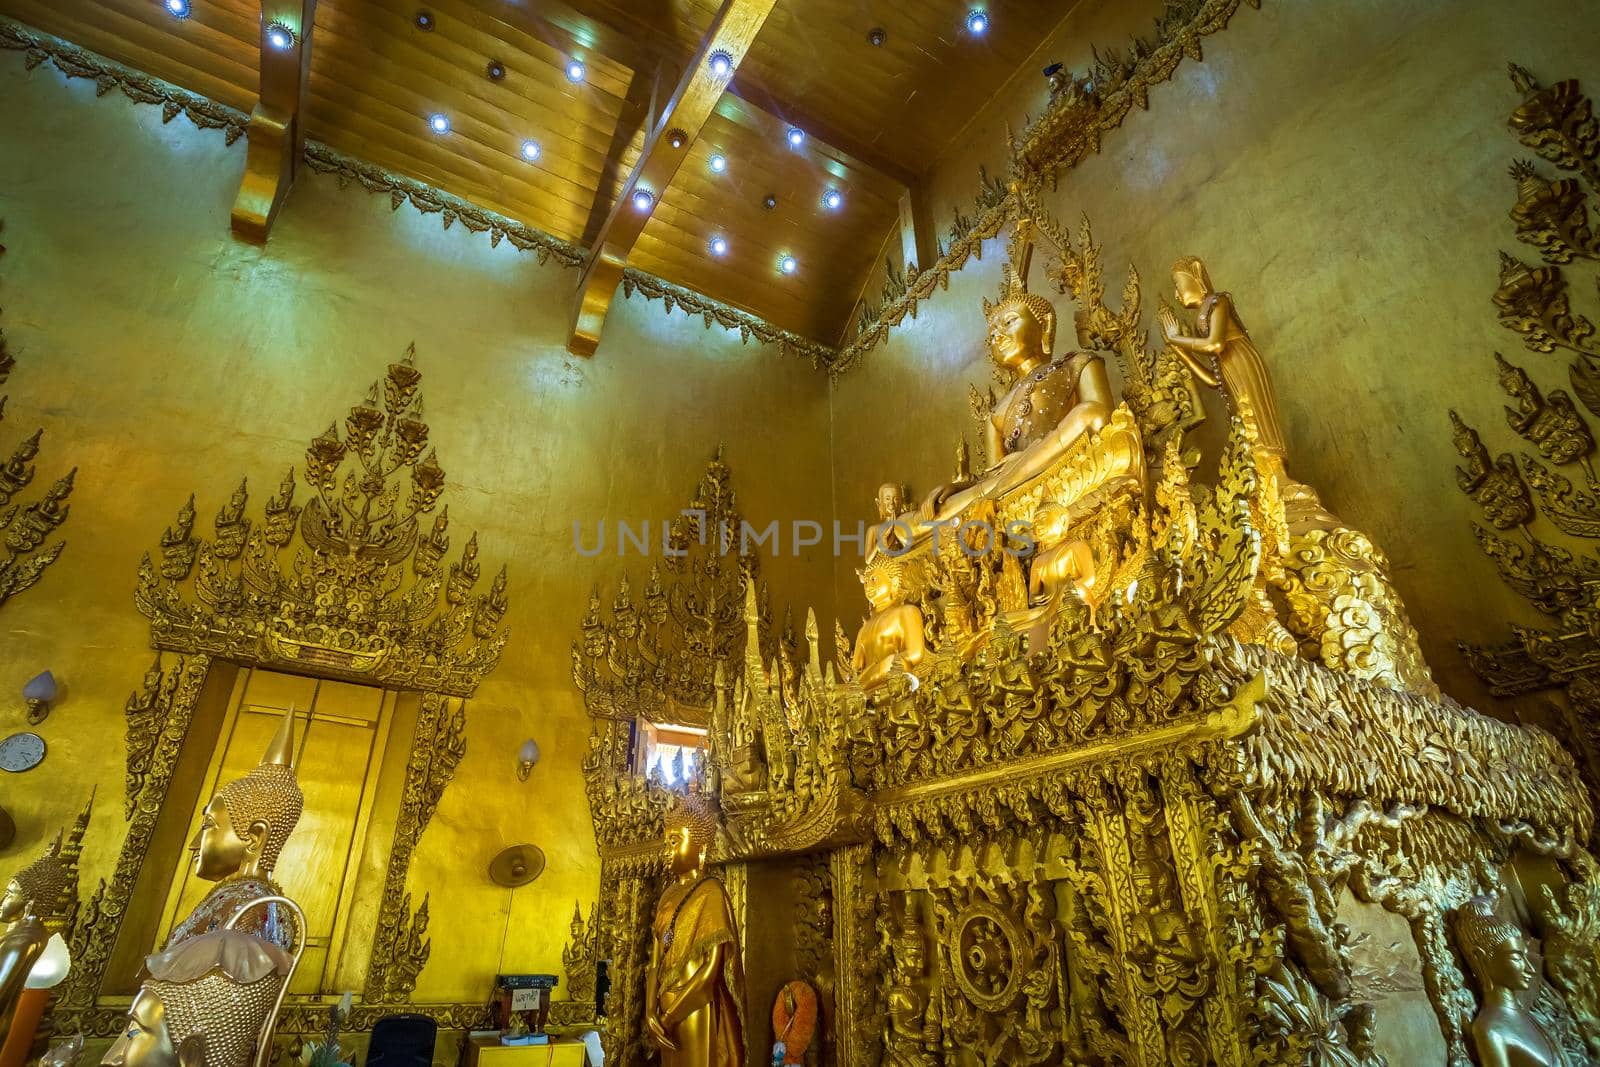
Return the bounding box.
[0,223,76,609]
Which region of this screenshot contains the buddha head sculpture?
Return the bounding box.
[190,707,301,883]
[875,483,908,522]
[1171,256,1215,311]
[860,555,909,615]
[1456,895,1538,996]
[102,927,295,1067]
[983,220,1056,375]
[665,791,718,879]
[2,795,91,928]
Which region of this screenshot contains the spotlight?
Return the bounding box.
[667,128,688,149]
[428,113,451,134]
[708,154,728,174]
[709,236,729,256]
[708,50,733,78]
[413,9,434,30]
[786,126,805,148]
[164,0,191,18]
[265,21,295,49]
[867,27,886,47]
[966,9,989,33]
[779,254,798,275]
[632,188,654,212]
[486,59,506,82]
[520,140,541,161]
[565,59,586,83]
[823,188,843,210]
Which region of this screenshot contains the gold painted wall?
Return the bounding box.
[0,56,837,1007]
[829,0,1600,711]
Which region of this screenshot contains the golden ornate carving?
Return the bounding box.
[135,347,509,696]
[0,225,75,610]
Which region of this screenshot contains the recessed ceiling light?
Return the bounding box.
[867,27,886,47]
[486,59,506,82]
[565,59,586,84]
[708,154,728,174]
[413,9,434,30]
[519,140,540,161]
[632,188,654,212]
[667,128,688,150]
[709,236,729,256]
[265,21,295,49]
[785,127,805,148]
[165,0,190,17]
[823,188,843,210]
[708,50,733,78]
[966,9,989,34]
[779,254,798,275]
[428,113,450,134]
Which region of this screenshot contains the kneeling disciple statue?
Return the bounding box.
[168,706,303,952]
[1456,896,1567,1067]
[646,793,745,1067]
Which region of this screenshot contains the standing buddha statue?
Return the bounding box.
[0,796,91,1044]
[645,793,745,1067]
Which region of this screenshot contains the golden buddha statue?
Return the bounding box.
[167,706,302,953]
[102,904,300,1067]
[646,793,745,1067]
[866,482,913,563]
[1455,896,1567,1066]
[922,222,1114,522]
[884,895,934,1067]
[851,555,927,693]
[0,797,90,1045]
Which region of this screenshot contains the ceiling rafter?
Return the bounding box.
[231,0,318,242]
[567,0,779,358]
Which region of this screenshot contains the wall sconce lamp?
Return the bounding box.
[23,672,57,725]
[517,738,540,781]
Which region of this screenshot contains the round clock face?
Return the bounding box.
[0,732,46,772]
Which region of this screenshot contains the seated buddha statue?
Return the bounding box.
[851,555,927,693]
[166,706,302,953]
[0,797,91,1045]
[1455,896,1566,1066]
[646,793,745,1067]
[923,224,1114,523]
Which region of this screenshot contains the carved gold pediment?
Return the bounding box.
[134,347,508,696]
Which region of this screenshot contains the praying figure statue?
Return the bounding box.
[166,706,303,953]
[646,793,745,1067]
[851,555,927,693]
[0,797,91,1045]
[1455,896,1567,1067]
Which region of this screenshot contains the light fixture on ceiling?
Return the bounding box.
[428,113,451,134]
[779,254,798,275]
[763,194,778,210]
[632,188,655,212]
[785,126,805,148]
[966,9,989,34]
[520,140,541,161]
[164,0,191,18]
[667,128,688,150]
[265,21,295,50]
[708,236,729,256]
[486,59,506,82]
[823,188,843,210]
[867,27,886,47]
[708,153,728,174]
[708,49,733,78]
[565,59,586,84]
[413,9,434,30]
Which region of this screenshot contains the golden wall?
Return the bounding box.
[0,56,837,1007]
[828,0,1600,710]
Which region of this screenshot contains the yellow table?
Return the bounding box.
[464,1034,587,1067]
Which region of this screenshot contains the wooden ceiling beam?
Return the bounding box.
[567,0,779,358]
[230,0,318,243]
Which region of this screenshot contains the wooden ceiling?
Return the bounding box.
[0,0,1071,348]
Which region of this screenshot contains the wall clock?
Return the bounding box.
[0,732,46,772]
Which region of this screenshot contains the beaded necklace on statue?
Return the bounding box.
[1005,355,1073,453]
